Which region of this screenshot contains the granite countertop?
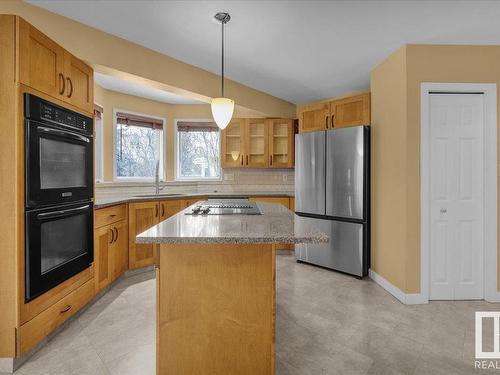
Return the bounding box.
[94,191,294,209]
[136,202,328,245]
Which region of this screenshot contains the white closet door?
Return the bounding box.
[429,93,484,300]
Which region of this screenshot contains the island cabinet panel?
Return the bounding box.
[268,119,294,168]
[221,118,246,168]
[300,103,329,133]
[157,243,276,375]
[329,92,370,128]
[129,201,160,269]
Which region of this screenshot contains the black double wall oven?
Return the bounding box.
[25,94,94,301]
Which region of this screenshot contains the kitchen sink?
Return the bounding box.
[134,193,183,198]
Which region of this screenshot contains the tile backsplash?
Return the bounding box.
[95,169,295,198]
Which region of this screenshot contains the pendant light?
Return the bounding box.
[211,12,234,130]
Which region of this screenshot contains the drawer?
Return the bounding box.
[19,279,95,355]
[95,204,127,228]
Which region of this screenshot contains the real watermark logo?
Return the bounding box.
[475,312,500,370]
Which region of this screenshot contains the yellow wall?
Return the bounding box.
[371,44,500,293]
[94,85,266,182]
[370,46,408,292]
[0,0,296,118]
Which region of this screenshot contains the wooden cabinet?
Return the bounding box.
[112,220,129,279]
[18,18,93,114]
[64,52,94,114]
[299,93,371,133]
[94,225,113,292]
[94,204,128,292]
[18,19,66,101]
[221,118,246,168]
[329,93,370,128]
[300,104,329,133]
[245,118,268,168]
[159,199,184,221]
[183,197,207,208]
[222,118,294,169]
[268,119,294,168]
[128,201,160,269]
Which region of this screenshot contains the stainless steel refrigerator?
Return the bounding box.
[294,126,370,277]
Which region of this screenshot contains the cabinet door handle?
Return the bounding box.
[155,204,158,218]
[113,227,118,242]
[58,73,65,95]
[331,114,335,128]
[67,77,73,98]
[241,155,243,166]
[270,155,273,166]
[109,228,114,244]
[60,305,72,314]
[161,204,165,217]
[246,155,249,165]
[325,116,329,129]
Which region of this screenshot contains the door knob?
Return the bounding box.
[440,208,447,213]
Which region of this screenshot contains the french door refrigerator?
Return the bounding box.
[295,126,370,277]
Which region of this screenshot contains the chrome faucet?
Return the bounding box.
[154,160,165,195]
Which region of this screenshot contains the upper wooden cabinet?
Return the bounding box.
[221,118,246,168]
[299,93,371,133]
[268,119,294,168]
[245,118,268,168]
[17,18,93,114]
[64,52,94,114]
[18,19,66,101]
[221,118,294,169]
[330,93,370,128]
[300,104,329,133]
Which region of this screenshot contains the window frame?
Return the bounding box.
[94,102,104,183]
[175,118,222,182]
[112,108,166,182]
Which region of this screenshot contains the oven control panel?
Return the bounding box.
[25,93,93,136]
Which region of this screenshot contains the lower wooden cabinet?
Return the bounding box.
[159,199,184,221]
[128,201,160,269]
[112,220,129,279]
[183,197,207,208]
[18,279,94,355]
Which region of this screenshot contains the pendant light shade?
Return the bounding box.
[212,12,234,130]
[211,97,234,130]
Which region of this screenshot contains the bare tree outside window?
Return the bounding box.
[177,121,220,179]
[115,113,163,179]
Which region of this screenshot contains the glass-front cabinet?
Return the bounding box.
[268,118,294,168]
[221,118,245,168]
[245,118,268,168]
[221,118,294,169]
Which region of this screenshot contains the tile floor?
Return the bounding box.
[13,254,500,375]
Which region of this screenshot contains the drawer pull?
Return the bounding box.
[60,305,72,314]
[109,214,116,218]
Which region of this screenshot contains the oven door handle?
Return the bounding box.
[37,205,90,220]
[37,126,90,143]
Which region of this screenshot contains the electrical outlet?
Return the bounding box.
[282,174,288,182]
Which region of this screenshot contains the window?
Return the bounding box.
[94,104,103,182]
[176,120,221,180]
[115,111,165,180]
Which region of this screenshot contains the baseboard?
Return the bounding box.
[369,269,428,305]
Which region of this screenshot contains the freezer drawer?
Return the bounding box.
[295,132,325,216]
[326,126,367,220]
[295,216,366,277]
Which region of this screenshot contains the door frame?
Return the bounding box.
[421,82,498,302]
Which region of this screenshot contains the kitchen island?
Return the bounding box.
[136,202,328,375]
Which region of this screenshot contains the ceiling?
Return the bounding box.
[94,73,205,105]
[29,1,500,104]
